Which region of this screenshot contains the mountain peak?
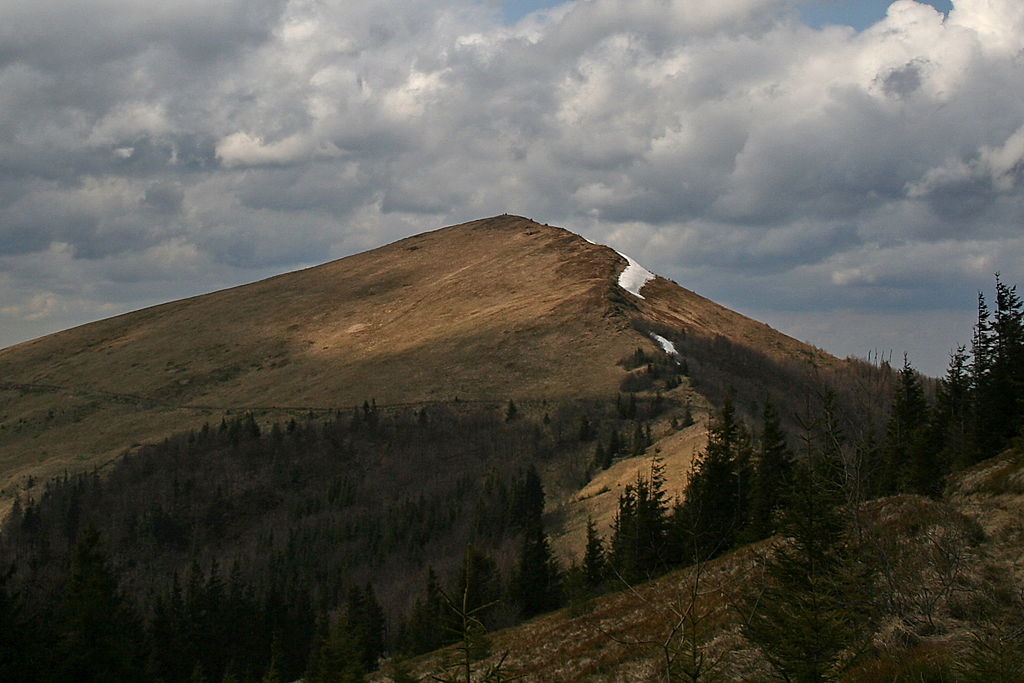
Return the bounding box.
[0,215,837,509]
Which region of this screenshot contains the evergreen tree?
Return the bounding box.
[742,454,876,681]
[0,563,38,682]
[149,571,192,682]
[305,612,365,683]
[971,290,994,389]
[631,420,647,457]
[746,399,794,540]
[971,289,997,455]
[345,584,385,671]
[56,526,143,682]
[455,545,502,630]
[510,465,544,528]
[610,460,670,582]
[672,399,752,563]
[260,634,289,683]
[986,276,1024,450]
[578,415,593,442]
[933,345,976,470]
[593,441,611,470]
[582,517,606,591]
[401,568,448,656]
[884,357,936,495]
[512,519,561,619]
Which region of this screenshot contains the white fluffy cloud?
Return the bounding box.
[2,0,1023,374]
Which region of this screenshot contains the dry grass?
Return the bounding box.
[0,217,632,501]
[0,214,847,522]
[552,415,710,562]
[376,543,771,682]
[377,476,1024,683]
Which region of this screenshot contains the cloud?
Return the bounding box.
[908,124,1024,197]
[1,0,1023,375]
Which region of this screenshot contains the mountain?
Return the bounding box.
[0,214,852,518]
[3,215,1021,682]
[10,214,981,683]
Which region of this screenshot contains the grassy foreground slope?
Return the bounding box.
[386,446,1024,682]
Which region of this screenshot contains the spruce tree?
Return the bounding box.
[971,289,997,455]
[884,357,935,495]
[305,612,365,683]
[401,568,448,655]
[455,545,502,630]
[987,276,1024,451]
[56,526,143,682]
[510,465,544,528]
[742,454,876,681]
[747,399,794,540]
[512,519,561,619]
[672,399,752,563]
[0,563,37,682]
[579,415,593,442]
[582,517,606,591]
[933,345,976,470]
[610,460,670,582]
[345,584,385,671]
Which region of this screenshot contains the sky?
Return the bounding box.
[1,0,1022,377]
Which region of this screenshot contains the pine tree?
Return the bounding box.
[742,454,876,681]
[746,399,794,540]
[401,568,448,656]
[672,399,752,563]
[884,357,936,495]
[345,584,385,671]
[582,517,606,591]
[512,519,561,619]
[610,460,670,582]
[56,526,143,682]
[933,345,976,470]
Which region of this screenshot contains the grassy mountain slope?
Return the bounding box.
[0,215,856,518]
[385,447,1024,682]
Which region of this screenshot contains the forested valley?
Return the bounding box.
[1,277,1023,681]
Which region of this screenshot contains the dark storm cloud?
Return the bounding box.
[143,183,185,215]
[0,1,287,70]
[879,59,926,98]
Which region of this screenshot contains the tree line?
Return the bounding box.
[0,393,665,681]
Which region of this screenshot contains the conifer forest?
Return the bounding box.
[2,276,1024,681]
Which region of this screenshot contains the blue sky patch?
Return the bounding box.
[499,0,954,29]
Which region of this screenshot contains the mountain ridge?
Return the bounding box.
[0,214,847,517]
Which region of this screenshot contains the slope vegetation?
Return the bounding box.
[0,215,853,515]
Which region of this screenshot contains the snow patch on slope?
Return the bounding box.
[578,233,656,298]
[650,333,678,356]
[615,251,655,299]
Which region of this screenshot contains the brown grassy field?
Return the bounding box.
[0,214,847,523]
[376,449,1024,682]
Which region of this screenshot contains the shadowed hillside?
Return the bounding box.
[0,215,867,517]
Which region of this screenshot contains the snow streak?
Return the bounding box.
[616,251,655,299]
